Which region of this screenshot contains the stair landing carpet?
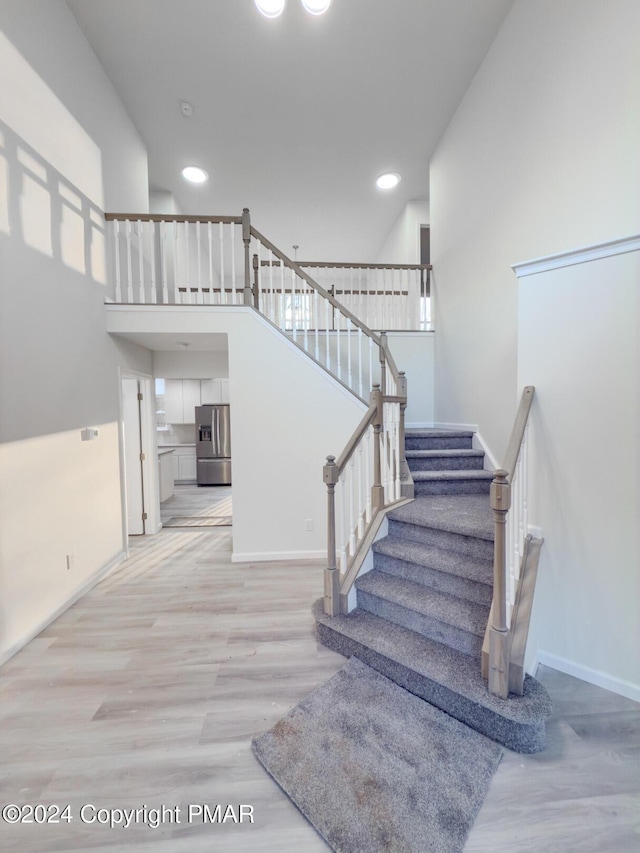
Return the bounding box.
[252,657,503,853]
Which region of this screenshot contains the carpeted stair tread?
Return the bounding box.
[312,599,553,753]
[405,429,474,439]
[412,469,494,481]
[389,494,494,541]
[405,449,485,459]
[374,537,493,588]
[252,657,503,853]
[356,570,489,638]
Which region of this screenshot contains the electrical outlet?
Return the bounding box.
[66,554,75,571]
[304,519,313,532]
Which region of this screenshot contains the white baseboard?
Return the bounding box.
[538,651,640,703]
[405,422,436,429]
[528,524,543,539]
[0,550,127,667]
[231,549,326,564]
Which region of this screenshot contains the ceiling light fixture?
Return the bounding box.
[376,172,401,190]
[181,166,209,184]
[255,0,286,17]
[301,0,331,14]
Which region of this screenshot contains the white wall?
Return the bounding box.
[518,243,640,699]
[428,0,640,696]
[430,0,640,461]
[0,0,150,662]
[153,349,229,379]
[106,306,366,562]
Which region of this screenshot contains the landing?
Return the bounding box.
[389,494,494,541]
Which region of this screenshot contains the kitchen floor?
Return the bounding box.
[160,484,232,526]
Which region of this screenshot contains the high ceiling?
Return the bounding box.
[66,0,512,261]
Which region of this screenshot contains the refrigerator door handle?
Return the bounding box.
[215,407,220,457]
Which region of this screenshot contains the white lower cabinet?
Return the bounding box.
[165,445,197,483]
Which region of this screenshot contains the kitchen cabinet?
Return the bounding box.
[163,379,202,424]
[200,378,230,404]
[167,445,197,483]
[157,449,174,502]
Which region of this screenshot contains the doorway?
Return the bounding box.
[120,373,159,538]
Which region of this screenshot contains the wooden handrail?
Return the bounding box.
[104,213,243,224]
[488,385,536,699]
[502,386,535,482]
[335,402,378,474]
[250,224,383,348]
[298,261,432,271]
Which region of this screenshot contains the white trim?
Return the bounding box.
[231,549,326,563]
[406,421,436,429]
[538,651,640,704]
[473,431,499,470]
[432,421,478,432]
[0,551,127,667]
[512,234,640,278]
[527,524,543,540]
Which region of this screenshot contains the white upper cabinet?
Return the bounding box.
[162,378,230,423]
[163,379,202,424]
[200,378,230,404]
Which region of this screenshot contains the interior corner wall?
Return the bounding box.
[0,0,150,662]
[519,248,640,697]
[429,0,640,461]
[376,200,429,265]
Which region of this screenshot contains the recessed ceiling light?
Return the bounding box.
[255,0,286,17]
[181,166,209,184]
[301,0,331,14]
[376,172,401,190]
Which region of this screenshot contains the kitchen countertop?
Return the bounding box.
[157,443,196,448]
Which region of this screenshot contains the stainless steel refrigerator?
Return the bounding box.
[195,405,232,485]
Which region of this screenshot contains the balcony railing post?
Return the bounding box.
[379,332,387,395]
[323,455,340,616]
[397,371,412,497]
[489,469,511,699]
[242,207,252,306]
[252,252,259,310]
[371,384,385,512]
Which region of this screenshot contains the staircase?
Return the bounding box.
[314,428,553,753]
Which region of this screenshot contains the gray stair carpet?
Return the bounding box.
[313,601,552,754]
[313,429,553,754]
[252,657,503,853]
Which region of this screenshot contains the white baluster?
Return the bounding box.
[325,299,331,372]
[218,222,226,305]
[184,221,191,303]
[160,222,168,304]
[268,249,275,322]
[336,310,342,381]
[291,267,297,340]
[303,281,309,353]
[230,222,237,303]
[125,220,134,303]
[358,327,363,398]
[279,258,286,330]
[196,221,202,304]
[113,220,122,302]
[349,456,356,556]
[314,290,320,360]
[136,220,145,303]
[150,221,157,303]
[347,318,353,392]
[173,221,180,303]
[357,439,365,539]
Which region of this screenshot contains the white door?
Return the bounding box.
[122,376,145,535]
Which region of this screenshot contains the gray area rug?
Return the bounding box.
[252,657,503,853]
[163,516,232,527]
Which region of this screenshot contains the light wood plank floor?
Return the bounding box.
[1,519,638,851]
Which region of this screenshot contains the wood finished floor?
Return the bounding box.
[1,487,638,851]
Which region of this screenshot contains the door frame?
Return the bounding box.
[118,370,161,551]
